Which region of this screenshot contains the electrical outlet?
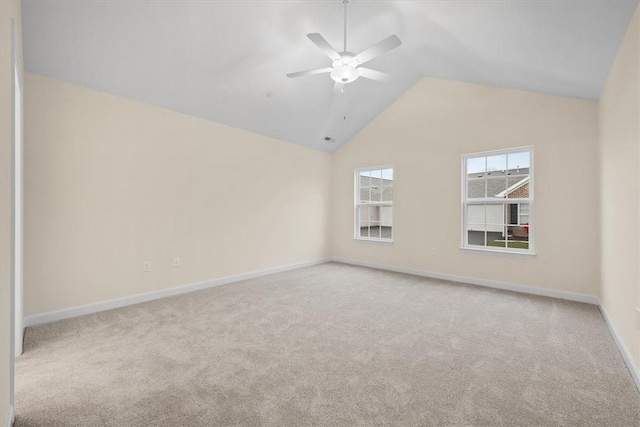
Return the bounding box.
[142,261,151,272]
[172,257,180,268]
[636,307,640,328]
[431,248,437,256]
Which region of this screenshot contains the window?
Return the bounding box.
[355,166,393,241]
[462,148,533,254]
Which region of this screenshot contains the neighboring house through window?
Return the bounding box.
[355,166,393,241]
[463,148,533,253]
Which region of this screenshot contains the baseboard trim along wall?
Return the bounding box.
[26,256,600,328]
[598,304,640,392]
[24,258,331,327]
[331,257,600,305]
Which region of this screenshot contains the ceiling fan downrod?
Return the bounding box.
[343,0,348,53]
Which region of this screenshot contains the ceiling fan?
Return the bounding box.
[287,0,402,94]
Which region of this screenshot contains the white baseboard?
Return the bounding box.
[331,257,599,305]
[5,405,14,427]
[598,304,640,392]
[24,258,331,327]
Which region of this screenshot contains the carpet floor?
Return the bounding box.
[15,262,640,426]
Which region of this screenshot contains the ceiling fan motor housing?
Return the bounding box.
[330,54,360,83]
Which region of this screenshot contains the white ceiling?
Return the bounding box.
[22,0,638,152]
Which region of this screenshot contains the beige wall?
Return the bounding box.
[24,73,332,317]
[333,77,600,297]
[599,4,640,367]
[1,1,22,424]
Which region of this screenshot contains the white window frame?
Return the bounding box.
[461,147,534,256]
[354,165,393,243]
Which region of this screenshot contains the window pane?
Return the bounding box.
[380,207,392,239]
[507,151,530,173]
[486,171,508,199]
[503,203,530,225]
[467,176,486,199]
[360,187,371,203]
[486,154,507,199]
[467,157,486,199]
[466,157,487,199]
[358,206,370,238]
[506,175,529,198]
[467,157,486,175]
[370,169,382,180]
[506,151,530,199]
[371,212,382,238]
[486,230,506,248]
[519,203,529,225]
[371,205,380,228]
[487,154,506,172]
[467,205,486,225]
[467,226,486,247]
[370,182,382,202]
[467,204,488,247]
[485,205,504,227]
[382,186,393,202]
[507,204,519,225]
[485,204,506,247]
[359,170,371,188]
[381,168,393,181]
[506,225,529,250]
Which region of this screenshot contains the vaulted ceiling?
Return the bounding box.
[22,0,639,152]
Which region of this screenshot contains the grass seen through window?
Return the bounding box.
[487,240,529,250]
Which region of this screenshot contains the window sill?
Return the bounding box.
[354,237,394,244]
[460,246,535,258]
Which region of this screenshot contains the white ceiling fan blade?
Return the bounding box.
[333,81,345,95]
[307,33,341,61]
[286,67,333,79]
[358,67,391,83]
[355,35,402,65]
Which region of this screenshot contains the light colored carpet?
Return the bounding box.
[15,262,640,426]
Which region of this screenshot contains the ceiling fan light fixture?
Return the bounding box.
[330,65,359,83]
